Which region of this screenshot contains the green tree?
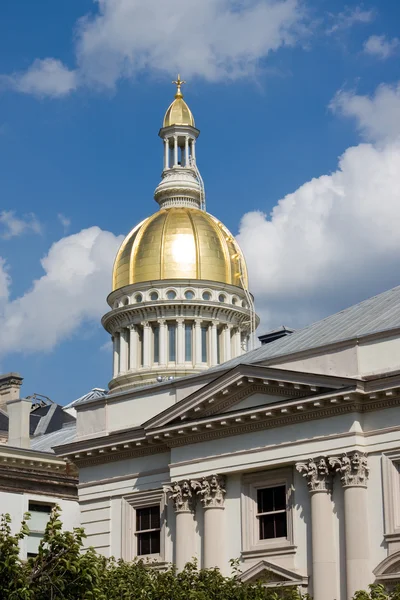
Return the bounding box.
[1,507,400,600]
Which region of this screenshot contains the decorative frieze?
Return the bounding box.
[192,475,226,508]
[329,451,369,488]
[164,480,195,513]
[296,457,332,493]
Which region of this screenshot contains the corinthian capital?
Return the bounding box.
[192,475,226,508]
[296,457,332,492]
[329,451,369,487]
[164,480,195,513]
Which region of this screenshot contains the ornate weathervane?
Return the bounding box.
[173,74,186,98]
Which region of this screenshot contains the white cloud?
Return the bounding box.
[58,213,71,232]
[238,140,400,329]
[0,258,10,302]
[0,227,123,355]
[0,58,77,98]
[326,6,374,34]
[363,34,399,59]
[0,211,42,239]
[330,82,400,143]
[238,81,400,330]
[1,0,306,96]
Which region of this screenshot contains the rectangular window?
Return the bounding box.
[185,323,192,362]
[168,324,176,362]
[136,506,161,556]
[139,329,144,367]
[201,326,208,363]
[216,328,221,364]
[27,502,53,557]
[257,486,287,540]
[153,325,159,363]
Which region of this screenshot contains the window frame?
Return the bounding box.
[241,469,294,561]
[382,452,400,553]
[135,506,161,556]
[122,490,166,563]
[27,500,54,558]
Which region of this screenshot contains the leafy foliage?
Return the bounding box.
[0,507,399,599]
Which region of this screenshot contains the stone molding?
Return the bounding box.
[296,457,332,493]
[164,480,195,513]
[329,451,369,488]
[192,475,226,508]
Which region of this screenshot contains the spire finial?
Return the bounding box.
[172,74,186,99]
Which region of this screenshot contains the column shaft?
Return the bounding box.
[194,320,202,367]
[175,510,196,570]
[174,136,178,166]
[344,486,370,598]
[224,326,232,362]
[210,323,218,366]
[310,491,338,600]
[112,333,120,377]
[164,138,169,169]
[185,136,189,166]
[119,328,129,373]
[233,329,241,357]
[203,508,224,569]
[176,319,185,365]
[191,138,196,161]
[142,322,151,368]
[129,326,138,371]
[158,320,167,366]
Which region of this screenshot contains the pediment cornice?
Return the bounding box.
[145,364,357,429]
[239,559,308,586]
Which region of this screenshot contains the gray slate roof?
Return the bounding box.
[218,284,400,371]
[30,424,76,453]
[64,388,106,410]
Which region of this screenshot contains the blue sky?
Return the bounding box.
[0,0,399,404]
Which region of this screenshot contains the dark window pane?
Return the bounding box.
[137,531,160,556]
[136,508,150,532]
[273,486,286,511]
[138,532,151,555]
[257,486,286,513]
[149,506,160,529]
[257,488,273,513]
[28,503,52,514]
[275,512,287,538]
[259,514,287,540]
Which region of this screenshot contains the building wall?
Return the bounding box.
[75,404,400,595]
[0,490,80,559]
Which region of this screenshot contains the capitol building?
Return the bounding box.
[42,80,400,599]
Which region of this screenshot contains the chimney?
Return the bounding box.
[7,397,31,449]
[0,372,23,410]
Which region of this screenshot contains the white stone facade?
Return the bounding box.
[57,326,400,599]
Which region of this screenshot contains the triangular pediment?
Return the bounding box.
[240,559,308,587]
[144,364,353,430]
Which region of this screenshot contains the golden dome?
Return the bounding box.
[163,75,195,128]
[112,207,248,291]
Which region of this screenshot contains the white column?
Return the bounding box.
[194,475,226,570]
[297,458,337,600]
[223,325,232,362]
[210,322,218,366]
[194,319,202,367]
[164,138,170,169]
[233,328,241,357]
[129,325,138,371]
[330,452,370,599]
[112,333,120,377]
[119,328,129,373]
[165,481,196,571]
[191,138,196,162]
[185,136,189,166]
[158,319,167,367]
[176,318,185,366]
[174,136,178,166]
[141,321,151,368]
